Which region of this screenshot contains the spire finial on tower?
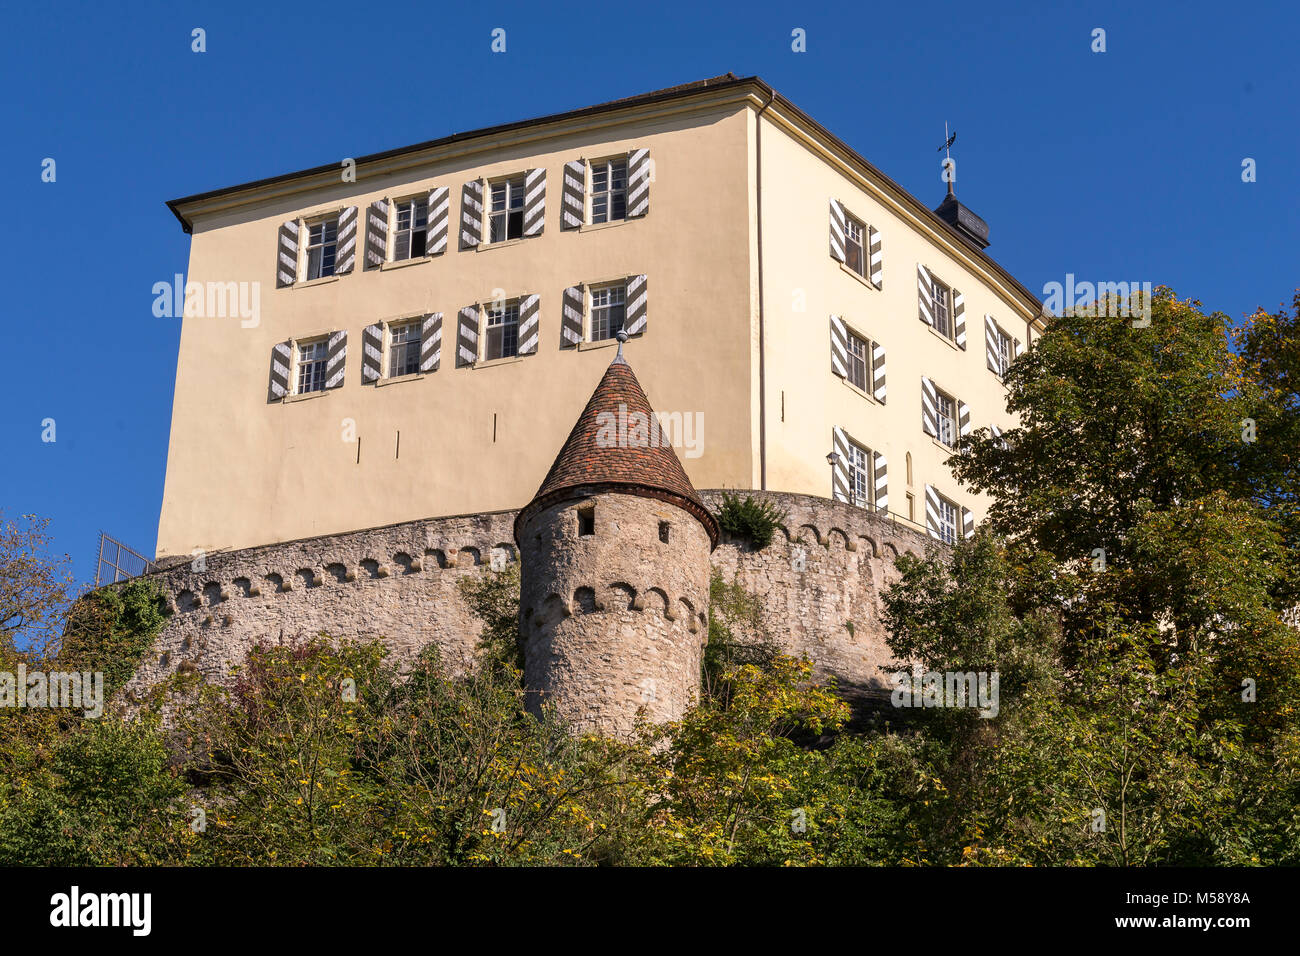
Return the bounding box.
[613,328,629,365]
[938,122,957,198]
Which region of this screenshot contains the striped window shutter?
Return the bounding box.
[917,264,934,327]
[952,288,966,349]
[867,225,883,288]
[335,207,358,275]
[561,285,584,347]
[276,220,299,288]
[829,314,848,378]
[958,400,971,438]
[561,160,586,229]
[361,324,384,383]
[828,199,846,263]
[420,313,442,372]
[625,274,648,335]
[518,294,540,354]
[991,423,1007,450]
[921,377,938,437]
[427,187,450,255]
[924,485,941,539]
[1014,337,1024,358]
[961,506,975,540]
[523,168,546,237]
[460,180,484,249]
[873,451,888,513]
[325,331,347,388]
[456,306,479,366]
[984,315,1000,371]
[627,148,650,217]
[831,427,852,503]
[269,341,292,398]
[364,200,389,269]
[871,341,887,403]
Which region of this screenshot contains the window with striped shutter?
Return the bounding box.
[627,148,650,217]
[625,274,647,335]
[269,341,292,398]
[561,160,586,229]
[361,324,384,383]
[364,201,389,269]
[427,187,450,255]
[276,221,299,288]
[456,306,479,366]
[561,285,584,347]
[334,207,358,275]
[420,313,442,372]
[460,180,484,249]
[523,168,546,237]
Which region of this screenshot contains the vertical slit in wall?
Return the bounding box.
[356,436,361,464]
[781,390,785,422]
[396,430,400,459]
[493,413,497,443]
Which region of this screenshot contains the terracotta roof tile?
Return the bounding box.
[515,355,719,548]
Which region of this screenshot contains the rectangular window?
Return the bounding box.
[845,216,866,277]
[590,158,627,224]
[305,219,338,280]
[847,440,873,510]
[935,390,957,448]
[392,198,428,261]
[937,495,959,545]
[388,323,421,378]
[296,339,328,394]
[932,278,952,338]
[489,177,526,242]
[994,326,1013,377]
[485,302,520,360]
[589,284,627,341]
[847,331,870,392]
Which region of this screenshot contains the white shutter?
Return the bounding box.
[325,331,347,388]
[917,264,934,327]
[829,199,846,263]
[829,315,848,378]
[871,341,887,403]
[269,341,292,398]
[962,507,975,540]
[460,180,484,249]
[523,168,546,237]
[561,159,586,230]
[420,313,442,372]
[832,427,852,503]
[873,451,888,513]
[335,207,358,274]
[921,377,938,437]
[867,225,883,288]
[985,315,1000,372]
[517,294,540,354]
[427,186,450,255]
[952,288,966,349]
[625,275,647,335]
[958,400,971,438]
[361,324,384,383]
[561,285,584,347]
[276,220,299,288]
[925,485,941,539]
[364,200,389,269]
[456,306,479,366]
[627,148,650,217]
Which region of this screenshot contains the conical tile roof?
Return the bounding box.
[514,351,718,548]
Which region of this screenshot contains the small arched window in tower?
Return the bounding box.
[658,521,670,543]
[577,505,595,537]
[906,451,913,486]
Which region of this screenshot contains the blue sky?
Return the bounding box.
[2,0,1296,591]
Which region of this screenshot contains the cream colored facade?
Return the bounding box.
[157,76,1044,559]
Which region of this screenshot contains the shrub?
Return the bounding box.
[714,492,786,550]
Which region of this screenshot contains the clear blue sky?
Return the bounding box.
[2,0,1296,591]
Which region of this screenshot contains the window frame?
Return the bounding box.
[391,195,429,262]
[846,438,873,511]
[484,299,521,361]
[589,157,628,225]
[935,388,958,448]
[295,337,329,395]
[588,282,628,342]
[935,493,959,545]
[931,276,953,339]
[387,321,422,379]
[304,216,339,281]
[846,329,870,392]
[844,214,867,278]
[488,175,526,243]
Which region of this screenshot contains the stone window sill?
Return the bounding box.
[293,275,341,290]
[380,256,431,271]
[839,261,875,290]
[474,354,525,370]
[925,323,962,352]
[578,337,619,351]
[284,388,332,403]
[376,372,425,388]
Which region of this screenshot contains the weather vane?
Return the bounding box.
[938,122,956,195]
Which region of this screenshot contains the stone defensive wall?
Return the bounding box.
[119,491,935,703]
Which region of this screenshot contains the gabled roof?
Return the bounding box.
[514,349,719,549]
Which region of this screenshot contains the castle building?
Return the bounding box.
[516,335,718,734]
[158,73,1045,563]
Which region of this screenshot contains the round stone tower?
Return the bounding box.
[514,337,719,737]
